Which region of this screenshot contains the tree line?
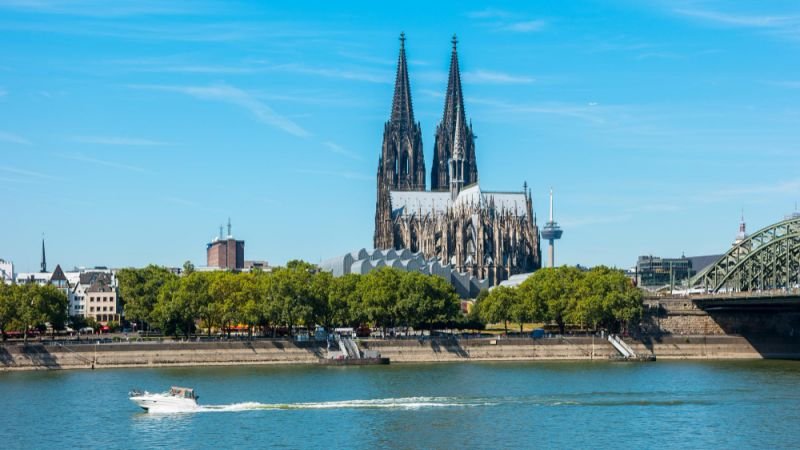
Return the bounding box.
[475,266,643,334]
[118,261,464,338]
[0,263,644,342]
[0,283,69,342]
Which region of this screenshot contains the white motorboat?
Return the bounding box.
[129,386,200,413]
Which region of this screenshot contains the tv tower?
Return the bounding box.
[540,188,563,268]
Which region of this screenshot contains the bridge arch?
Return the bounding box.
[691,216,800,293]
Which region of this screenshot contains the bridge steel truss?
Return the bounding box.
[691,216,800,293]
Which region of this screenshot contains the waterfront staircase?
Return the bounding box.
[337,336,362,359]
[608,335,654,361]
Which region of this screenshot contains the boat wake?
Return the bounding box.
[141,393,714,414]
[199,396,489,413]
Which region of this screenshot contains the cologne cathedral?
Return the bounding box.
[374,34,541,285]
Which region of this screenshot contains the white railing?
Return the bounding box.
[608,335,636,358]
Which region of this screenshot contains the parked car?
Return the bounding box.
[79,327,94,334]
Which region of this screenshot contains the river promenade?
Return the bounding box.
[2,334,798,371]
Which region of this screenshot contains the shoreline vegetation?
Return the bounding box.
[1,262,642,343]
[114,263,642,340]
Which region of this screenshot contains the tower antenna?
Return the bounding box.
[227,217,232,238]
[540,187,563,268]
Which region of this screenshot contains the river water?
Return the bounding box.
[1,361,799,449]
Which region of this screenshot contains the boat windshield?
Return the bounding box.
[169,387,196,399]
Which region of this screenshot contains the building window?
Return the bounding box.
[90,307,94,312]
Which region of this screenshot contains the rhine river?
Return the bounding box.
[1,361,799,449]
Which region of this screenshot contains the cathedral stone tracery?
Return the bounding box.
[374,34,541,285]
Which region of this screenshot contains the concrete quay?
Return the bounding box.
[1,335,797,371]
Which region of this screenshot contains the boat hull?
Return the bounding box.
[318,357,390,366]
[130,394,199,413]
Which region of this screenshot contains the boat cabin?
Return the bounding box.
[169,387,197,400]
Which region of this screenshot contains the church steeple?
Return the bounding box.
[432,34,478,191]
[390,32,414,125]
[375,33,426,249]
[449,103,465,200]
[40,237,47,273]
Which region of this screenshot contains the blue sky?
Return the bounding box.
[2,0,799,272]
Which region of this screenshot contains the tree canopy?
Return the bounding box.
[117,264,464,338]
[477,266,642,334]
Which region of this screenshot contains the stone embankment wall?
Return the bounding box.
[361,337,615,362]
[641,297,800,336]
[0,340,324,371]
[629,335,799,360]
[2,335,797,371]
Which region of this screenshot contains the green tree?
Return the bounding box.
[418,274,460,332]
[13,284,46,343]
[328,273,361,328]
[39,284,68,338]
[117,265,177,331]
[479,286,518,334]
[153,277,197,338]
[520,266,584,334]
[182,260,195,275]
[577,266,643,332]
[308,270,333,330]
[254,271,281,337]
[0,283,16,341]
[271,262,315,336]
[358,268,402,335]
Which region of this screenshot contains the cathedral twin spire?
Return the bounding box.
[377,32,425,193]
[433,35,478,192]
[379,33,478,194]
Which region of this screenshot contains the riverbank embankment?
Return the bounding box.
[1,335,798,371]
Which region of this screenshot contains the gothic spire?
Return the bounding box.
[40,237,47,273]
[390,32,414,125]
[442,34,466,133]
[431,34,478,191]
[375,33,426,249]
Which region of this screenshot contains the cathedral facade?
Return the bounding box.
[374,34,541,285]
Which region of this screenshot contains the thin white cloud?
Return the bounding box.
[295,169,371,181]
[671,7,800,41]
[463,70,535,84]
[502,20,546,33]
[272,63,392,84]
[0,131,31,145]
[765,80,800,89]
[467,8,514,19]
[469,97,610,123]
[0,20,273,43]
[337,51,395,67]
[130,83,310,138]
[323,141,361,160]
[711,179,800,197]
[132,65,256,74]
[0,175,34,184]
[0,165,61,180]
[59,153,151,173]
[419,89,444,99]
[163,196,200,207]
[467,9,547,33]
[0,0,207,17]
[69,136,170,146]
[560,214,633,228]
[674,9,798,28]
